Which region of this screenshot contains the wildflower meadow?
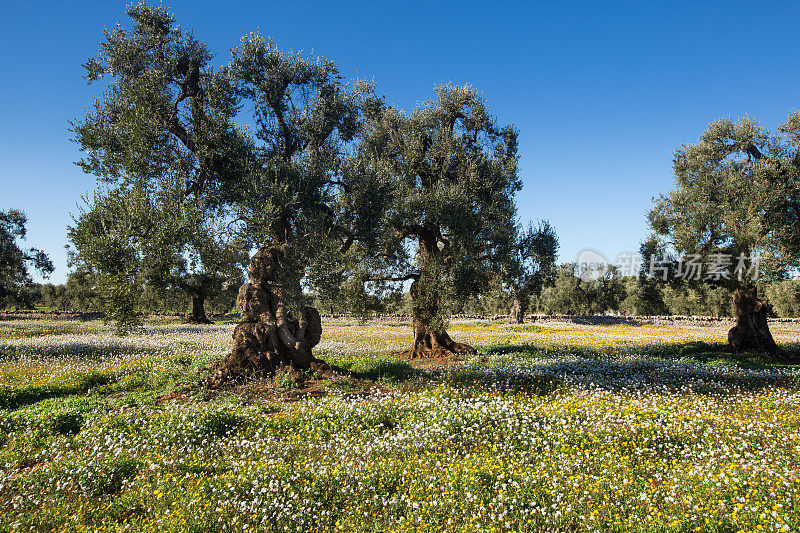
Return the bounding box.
[1,317,799,532]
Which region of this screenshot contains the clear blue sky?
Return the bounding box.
[2,0,799,283]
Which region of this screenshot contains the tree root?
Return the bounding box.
[397,325,477,360]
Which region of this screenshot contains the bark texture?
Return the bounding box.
[398,240,477,359]
[207,247,326,387]
[186,295,213,324]
[727,287,782,357]
[401,319,477,359]
[509,297,526,324]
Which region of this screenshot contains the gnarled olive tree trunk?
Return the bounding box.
[207,247,326,387]
[727,286,782,358]
[403,277,477,359]
[399,228,477,359]
[509,296,526,324]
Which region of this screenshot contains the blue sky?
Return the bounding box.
[2,0,799,284]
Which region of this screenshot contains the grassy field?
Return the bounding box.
[1,317,799,532]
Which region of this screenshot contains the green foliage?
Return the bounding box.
[535,267,738,318]
[539,263,625,315]
[72,3,376,331]
[501,220,559,315]
[619,238,670,316]
[70,3,249,332]
[619,269,670,317]
[273,368,299,390]
[0,209,53,308]
[452,285,514,316]
[352,83,522,333]
[67,188,147,332]
[659,284,733,317]
[37,257,102,312]
[763,280,800,317]
[649,116,800,288]
[225,32,371,316]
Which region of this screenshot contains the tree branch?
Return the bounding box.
[266,82,295,161]
[363,273,419,283]
[334,225,354,254]
[399,224,427,238]
[323,178,351,193]
[167,57,201,155]
[745,143,764,160]
[446,111,465,136]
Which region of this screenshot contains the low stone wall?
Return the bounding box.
[319,313,800,328]
[0,309,104,320]
[521,314,800,327]
[3,309,800,327]
[0,310,225,321]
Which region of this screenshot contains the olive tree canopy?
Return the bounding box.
[1,210,53,308]
[355,84,522,358]
[70,2,250,330]
[74,3,380,384]
[649,116,800,359]
[503,220,559,323]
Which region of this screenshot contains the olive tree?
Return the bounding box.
[71,2,249,330]
[206,33,367,386]
[74,4,375,384]
[504,221,559,323]
[355,84,521,358]
[1,210,54,308]
[649,116,800,358]
[69,183,247,329]
[539,263,624,315]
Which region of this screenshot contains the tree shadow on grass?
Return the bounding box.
[0,343,164,362]
[0,370,117,409]
[0,344,182,409]
[542,315,648,326]
[330,358,416,384]
[312,341,800,399]
[458,341,800,397]
[485,341,800,369]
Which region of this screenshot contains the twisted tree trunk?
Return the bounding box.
[207,246,327,388]
[397,228,476,359]
[403,317,477,359]
[727,286,783,358]
[509,296,526,324]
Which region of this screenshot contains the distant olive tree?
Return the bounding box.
[539,263,624,315]
[0,209,53,309]
[69,184,248,329]
[763,280,800,318]
[503,221,559,323]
